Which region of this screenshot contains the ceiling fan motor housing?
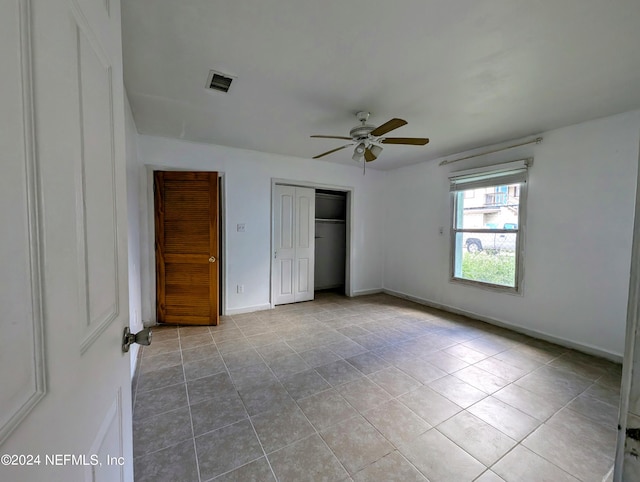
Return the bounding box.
[350,124,375,140]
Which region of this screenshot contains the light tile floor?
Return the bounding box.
[132,292,621,482]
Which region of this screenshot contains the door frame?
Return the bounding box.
[270,178,354,307]
[143,166,226,321]
[614,143,640,479]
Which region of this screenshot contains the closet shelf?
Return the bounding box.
[315,218,345,223]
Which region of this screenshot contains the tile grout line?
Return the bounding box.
[130,329,191,466]
[324,302,476,478]
[178,326,204,482]
[476,373,616,481]
[281,360,445,479]
[346,304,502,478]
[482,359,615,478]
[212,333,281,482]
[248,339,353,480]
[199,454,267,482]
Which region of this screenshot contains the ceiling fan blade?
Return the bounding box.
[370,118,407,137]
[381,137,430,145]
[312,144,351,159]
[364,148,377,162]
[310,135,352,140]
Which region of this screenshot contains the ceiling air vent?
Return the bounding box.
[206,70,235,93]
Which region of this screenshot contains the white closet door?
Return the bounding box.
[294,187,315,302]
[273,185,315,305]
[273,185,296,305]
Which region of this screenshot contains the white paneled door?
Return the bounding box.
[0,0,133,481]
[273,185,315,305]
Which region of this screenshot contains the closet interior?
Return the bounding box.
[314,190,347,293]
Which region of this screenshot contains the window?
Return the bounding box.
[449,160,530,292]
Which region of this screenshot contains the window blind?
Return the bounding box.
[449,159,530,192]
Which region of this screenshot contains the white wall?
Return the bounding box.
[383,111,640,359]
[137,136,386,322]
[125,94,143,375]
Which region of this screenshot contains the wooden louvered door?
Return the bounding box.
[155,171,219,325]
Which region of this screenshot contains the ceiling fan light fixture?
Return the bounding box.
[369,145,383,158]
[353,142,366,161]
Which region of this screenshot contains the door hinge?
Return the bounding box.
[627,427,640,441]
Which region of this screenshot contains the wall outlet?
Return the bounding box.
[237,223,245,232]
[237,284,244,294]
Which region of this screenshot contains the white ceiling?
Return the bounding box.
[122,0,640,170]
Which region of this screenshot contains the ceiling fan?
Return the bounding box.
[311,111,429,163]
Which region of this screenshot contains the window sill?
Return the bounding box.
[449,276,523,296]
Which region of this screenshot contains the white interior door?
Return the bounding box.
[273,185,296,305]
[293,187,315,302]
[273,185,315,305]
[0,1,133,481]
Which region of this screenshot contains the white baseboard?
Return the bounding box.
[351,288,384,297]
[383,288,623,363]
[225,303,272,316]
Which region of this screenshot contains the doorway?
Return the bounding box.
[314,189,348,294]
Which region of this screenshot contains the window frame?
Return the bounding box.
[448,159,530,294]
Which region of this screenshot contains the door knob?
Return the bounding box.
[122,327,153,353]
[209,256,216,263]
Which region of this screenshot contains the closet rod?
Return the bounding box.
[315,218,345,223]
